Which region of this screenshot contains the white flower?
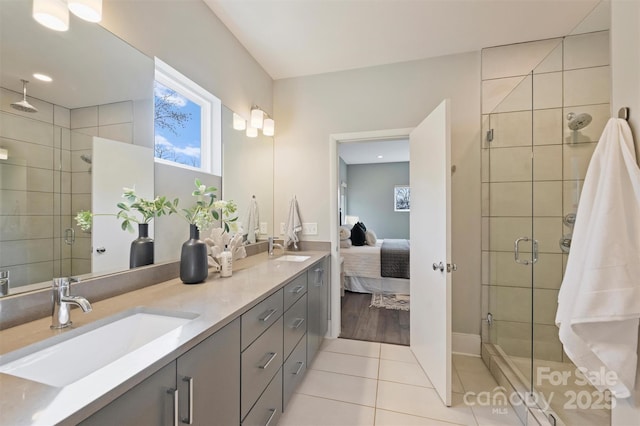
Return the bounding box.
[213,200,228,210]
[198,184,206,193]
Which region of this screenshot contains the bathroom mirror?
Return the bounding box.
[0,0,154,295]
[222,106,274,241]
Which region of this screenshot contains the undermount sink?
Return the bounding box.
[274,255,311,262]
[0,307,198,387]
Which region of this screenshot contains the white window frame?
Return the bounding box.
[154,57,221,176]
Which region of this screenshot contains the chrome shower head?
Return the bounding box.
[567,112,592,131]
[11,80,38,113]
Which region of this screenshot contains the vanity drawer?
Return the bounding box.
[241,367,282,426]
[283,293,307,360]
[241,316,283,420]
[283,272,307,311]
[282,333,307,411]
[242,289,283,350]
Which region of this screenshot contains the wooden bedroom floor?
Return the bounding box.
[340,291,410,346]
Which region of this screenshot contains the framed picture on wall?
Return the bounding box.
[394,185,410,212]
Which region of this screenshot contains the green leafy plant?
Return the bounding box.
[116,187,178,232]
[181,179,238,232]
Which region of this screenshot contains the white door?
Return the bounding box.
[92,137,154,274]
[409,99,452,406]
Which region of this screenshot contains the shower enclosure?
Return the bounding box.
[481,4,612,425]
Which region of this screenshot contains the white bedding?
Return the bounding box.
[340,239,410,294]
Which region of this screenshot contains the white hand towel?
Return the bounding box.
[556,118,640,398]
[284,197,302,249]
[243,197,260,244]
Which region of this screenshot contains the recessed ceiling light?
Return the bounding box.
[33,73,53,82]
[377,155,383,159]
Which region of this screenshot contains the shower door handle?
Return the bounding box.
[514,237,531,265]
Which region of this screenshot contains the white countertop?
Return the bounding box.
[0,251,329,426]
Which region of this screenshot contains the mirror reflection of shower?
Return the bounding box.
[567,111,593,144]
[10,79,38,113]
[81,153,92,173]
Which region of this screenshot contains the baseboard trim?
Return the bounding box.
[452,332,481,356]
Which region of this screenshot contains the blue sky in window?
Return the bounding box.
[154,81,202,167]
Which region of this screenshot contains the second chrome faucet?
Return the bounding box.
[51,277,92,329]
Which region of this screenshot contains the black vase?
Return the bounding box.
[180,224,208,284]
[130,223,154,268]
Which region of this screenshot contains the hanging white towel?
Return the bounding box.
[556,118,640,398]
[243,197,260,244]
[284,196,302,249]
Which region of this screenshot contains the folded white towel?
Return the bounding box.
[243,197,260,244]
[284,197,302,249]
[556,118,640,398]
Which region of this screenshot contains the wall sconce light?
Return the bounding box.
[33,0,69,31]
[246,126,258,138]
[232,112,246,130]
[250,106,264,129]
[262,118,275,137]
[68,0,102,23]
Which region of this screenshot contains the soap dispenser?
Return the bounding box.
[220,245,232,278]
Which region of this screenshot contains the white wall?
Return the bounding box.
[611,0,640,422]
[273,52,482,335]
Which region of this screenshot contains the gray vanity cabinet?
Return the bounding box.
[79,361,177,426]
[81,318,240,426]
[306,259,329,364]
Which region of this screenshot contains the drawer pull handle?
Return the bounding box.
[259,352,278,369]
[259,308,278,322]
[168,388,179,426]
[292,318,305,329]
[291,285,304,294]
[182,376,194,424]
[293,361,305,375]
[264,409,277,426]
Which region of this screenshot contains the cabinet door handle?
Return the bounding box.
[167,388,179,426]
[264,409,277,426]
[293,361,305,375]
[259,352,278,369]
[182,376,194,425]
[259,308,278,322]
[291,285,304,294]
[292,318,305,329]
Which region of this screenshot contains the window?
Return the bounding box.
[154,58,221,175]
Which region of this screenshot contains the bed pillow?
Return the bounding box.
[340,239,352,248]
[350,222,366,246]
[365,230,377,246]
[339,226,351,240]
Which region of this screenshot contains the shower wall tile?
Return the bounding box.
[562,103,610,144]
[489,147,532,182]
[563,31,610,70]
[0,190,54,216]
[533,42,563,74]
[493,321,532,359]
[0,216,54,241]
[61,172,72,194]
[533,181,562,216]
[492,286,532,323]
[482,284,489,316]
[0,138,54,170]
[563,180,584,214]
[59,194,72,216]
[488,111,532,147]
[481,149,489,182]
[563,66,610,107]
[98,101,133,126]
[482,76,531,114]
[482,114,490,149]
[0,239,54,266]
[2,261,55,289]
[71,106,98,129]
[533,288,559,325]
[533,217,563,254]
[71,130,95,151]
[533,72,563,110]
[72,149,93,173]
[72,259,91,276]
[53,105,71,128]
[0,88,54,124]
[562,142,597,181]
[481,183,489,216]
[490,182,531,216]
[99,123,133,144]
[533,253,563,290]
[533,108,563,145]
[482,251,490,285]
[0,113,54,147]
[533,325,563,362]
[71,172,92,194]
[71,194,91,215]
[71,237,92,260]
[489,217,532,252]
[482,38,562,80]
[533,145,562,181]
[0,164,53,192]
[482,217,489,250]
[55,127,71,151]
[54,148,72,173]
[489,251,530,287]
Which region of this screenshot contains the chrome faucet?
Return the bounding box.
[268,237,284,257]
[51,277,92,329]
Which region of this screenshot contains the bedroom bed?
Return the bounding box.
[340,239,410,295]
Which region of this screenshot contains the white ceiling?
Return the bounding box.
[339,139,409,165]
[204,0,601,80]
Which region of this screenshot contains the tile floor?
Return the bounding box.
[279,338,523,426]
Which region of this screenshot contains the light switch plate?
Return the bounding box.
[259,222,268,234]
[302,223,318,235]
